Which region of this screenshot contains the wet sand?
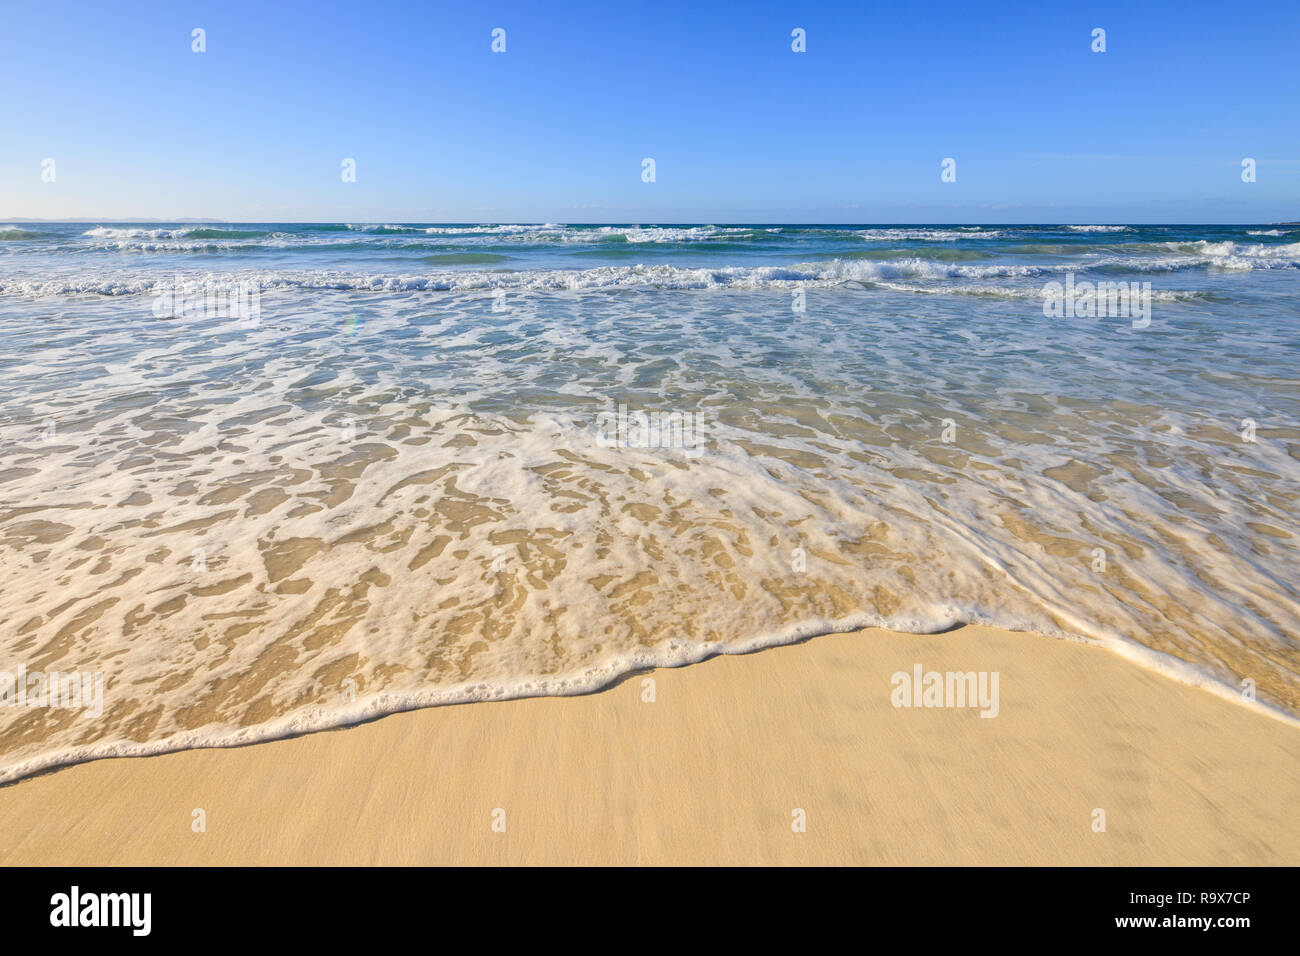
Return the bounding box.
[2,624,1297,865]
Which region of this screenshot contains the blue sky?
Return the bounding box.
[1,0,1297,223]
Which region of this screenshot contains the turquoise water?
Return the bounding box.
[0,222,1298,781]
[4,222,1300,296]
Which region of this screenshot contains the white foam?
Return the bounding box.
[855,228,1005,241]
[5,600,1294,788]
[1168,239,1300,269]
[82,226,191,240]
[0,250,1252,300]
[2,230,1297,786]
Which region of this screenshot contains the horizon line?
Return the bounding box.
[5,218,1299,226]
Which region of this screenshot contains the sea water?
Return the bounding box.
[0,222,1297,781]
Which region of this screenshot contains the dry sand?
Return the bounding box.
[1,624,1297,865]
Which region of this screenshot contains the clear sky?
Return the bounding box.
[2,0,1297,223]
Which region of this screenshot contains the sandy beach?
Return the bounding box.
[2,623,1296,866]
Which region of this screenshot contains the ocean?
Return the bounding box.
[1,221,1297,782]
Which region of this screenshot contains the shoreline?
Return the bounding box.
[2,614,1296,790]
[2,623,1297,866]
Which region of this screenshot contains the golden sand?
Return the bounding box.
[1,624,1297,865]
